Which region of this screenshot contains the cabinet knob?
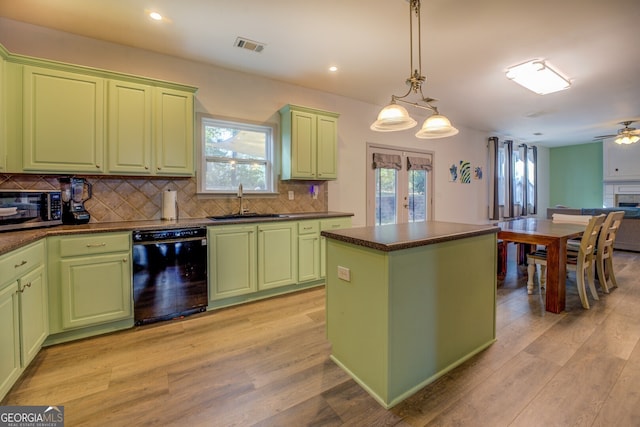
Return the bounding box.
[14,260,28,268]
[157,167,162,171]
[96,164,100,168]
[122,258,128,263]
[145,166,149,170]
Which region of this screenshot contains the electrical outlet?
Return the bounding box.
[337,266,351,282]
[288,191,294,200]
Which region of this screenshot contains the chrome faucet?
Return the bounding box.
[238,183,246,215]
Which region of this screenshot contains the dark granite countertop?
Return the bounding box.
[321,221,499,252]
[0,211,353,256]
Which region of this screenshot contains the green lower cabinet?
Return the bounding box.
[0,239,47,401]
[0,281,20,401]
[47,232,133,344]
[208,225,257,300]
[298,221,320,282]
[19,265,48,366]
[59,253,132,330]
[208,217,350,310]
[258,222,297,290]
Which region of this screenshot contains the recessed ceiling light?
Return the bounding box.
[329,66,338,72]
[149,11,163,21]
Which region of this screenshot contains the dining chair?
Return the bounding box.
[594,211,625,293]
[526,214,606,309]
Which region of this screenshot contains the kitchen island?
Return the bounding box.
[321,221,499,408]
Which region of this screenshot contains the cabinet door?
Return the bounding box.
[22,66,104,172]
[603,139,640,181]
[290,110,316,179]
[18,265,48,367]
[107,80,152,174]
[60,252,132,330]
[316,114,338,179]
[258,222,297,290]
[208,225,257,300]
[0,281,20,400]
[155,87,194,176]
[298,233,320,282]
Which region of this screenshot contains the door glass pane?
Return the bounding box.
[375,168,397,225]
[408,170,427,222]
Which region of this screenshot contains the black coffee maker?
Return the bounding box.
[60,177,92,224]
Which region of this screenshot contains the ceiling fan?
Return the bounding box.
[594,121,640,144]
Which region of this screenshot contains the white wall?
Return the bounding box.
[1,17,529,227]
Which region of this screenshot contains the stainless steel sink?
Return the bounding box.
[208,213,289,221]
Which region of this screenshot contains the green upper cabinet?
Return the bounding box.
[22,65,105,173]
[107,83,194,175]
[154,87,194,176]
[107,80,152,174]
[280,104,339,180]
[1,43,197,176]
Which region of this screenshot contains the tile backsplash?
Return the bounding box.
[0,174,328,223]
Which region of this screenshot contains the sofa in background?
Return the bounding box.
[547,207,640,252]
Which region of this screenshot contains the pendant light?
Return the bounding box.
[371,0,458,139]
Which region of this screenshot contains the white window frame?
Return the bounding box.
[197,113,278,195]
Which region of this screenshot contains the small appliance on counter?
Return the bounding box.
[60,177,92,224]
[0,189,62,232]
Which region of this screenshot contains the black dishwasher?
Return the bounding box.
[132,227,208,325]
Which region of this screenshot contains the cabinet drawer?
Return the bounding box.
[59,233,130,257]
[320,217,352,231]
[0,240,45,286]
[298,221,319,235]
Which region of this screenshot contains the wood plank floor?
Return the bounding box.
[3,247,640,426]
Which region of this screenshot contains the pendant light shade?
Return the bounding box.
[370,0,457,140]
[370,104,417,131]
[415,114,459,139]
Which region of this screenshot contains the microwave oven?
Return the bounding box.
[0,190,63,232]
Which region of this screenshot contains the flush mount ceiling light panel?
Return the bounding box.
[370,0,458,139]
[506,60,571,95]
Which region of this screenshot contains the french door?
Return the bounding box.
[366,144,433,226]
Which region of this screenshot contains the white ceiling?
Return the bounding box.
[1,0,639,147]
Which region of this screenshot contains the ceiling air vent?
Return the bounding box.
[234,37,265,53]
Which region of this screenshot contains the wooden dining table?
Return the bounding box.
[497,218,586,313]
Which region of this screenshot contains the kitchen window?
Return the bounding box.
[198,114,276,194]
